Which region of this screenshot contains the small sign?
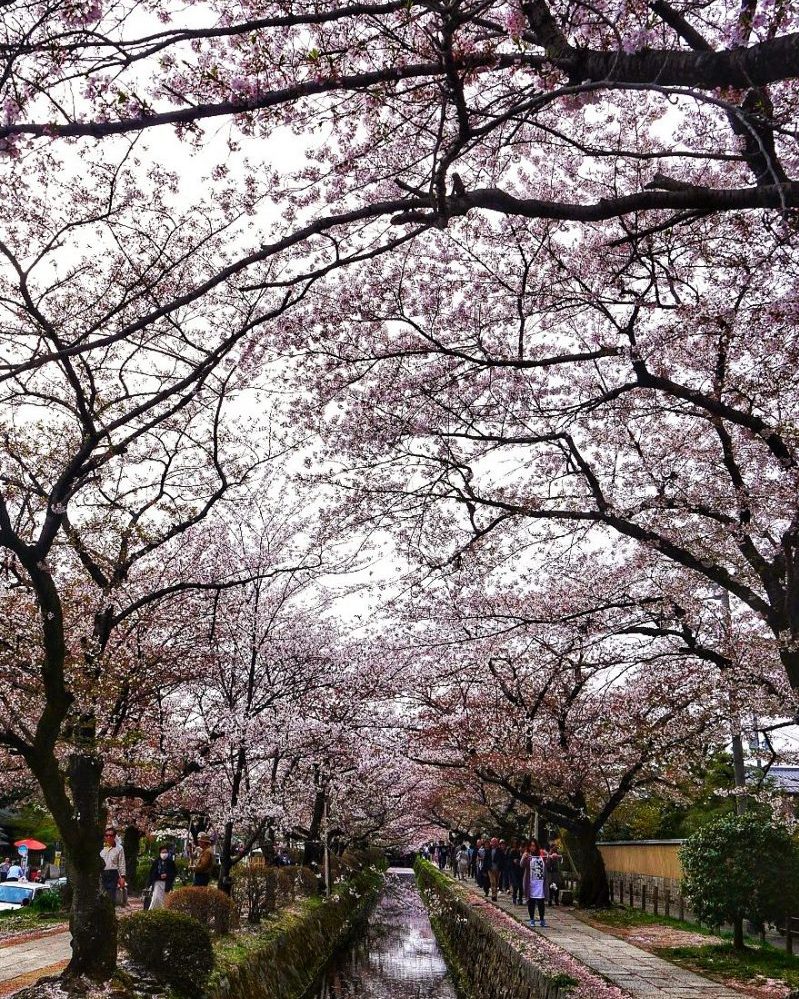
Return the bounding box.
[17,844,28,856]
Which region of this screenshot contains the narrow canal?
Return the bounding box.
[309,868,459,999]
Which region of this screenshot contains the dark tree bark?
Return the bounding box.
[302,785,326,867]
[65,752,116,980]
[122,826,143,894]
[565,824,610,908]
[218,817,235,896]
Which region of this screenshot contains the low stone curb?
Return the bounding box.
[416,860,619,999]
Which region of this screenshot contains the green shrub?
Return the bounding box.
[173,855,191,886]
[29,890,62,913]
[120,908,213,997]
[339,848,385,873]
[136,856,153,889]
[294,865,322,897]
[681,814,799,947]
[233,864,320,923]
[165,885,234,934]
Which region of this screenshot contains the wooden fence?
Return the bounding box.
[606,873,693,921]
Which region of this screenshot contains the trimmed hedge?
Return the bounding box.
[210,865,384,999]
[120,908,214,997]
[681,814,799,935]
[415,859,576,999]
[166,885,234,934]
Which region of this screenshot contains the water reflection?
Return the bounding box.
[310,869,459,999]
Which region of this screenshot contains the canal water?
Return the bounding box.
[309,868,460,999]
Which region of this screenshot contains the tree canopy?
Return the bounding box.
[0,0,797,978]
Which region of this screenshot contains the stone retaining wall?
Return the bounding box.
[209,868,383,999]
[415,861,576,999]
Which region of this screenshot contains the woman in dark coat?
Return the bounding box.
[148,847,177,910]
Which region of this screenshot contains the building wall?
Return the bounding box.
[597,840,697,920]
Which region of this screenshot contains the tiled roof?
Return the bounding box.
[769,765,799,793]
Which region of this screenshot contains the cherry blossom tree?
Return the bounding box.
[277,647,428,862]
[393,558,786,904]
[284,211,799,710]
[0,149,311,977]
[0,0,797,965]
[0,0,797,231]
[183,502,345,891]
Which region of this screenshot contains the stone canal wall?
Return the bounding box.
[414,860,579,999]
[209,867,383,999]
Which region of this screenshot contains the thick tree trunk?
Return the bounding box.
[64,752,117,979]
[69,862,116,978]
[218,819,235,895]
[565,824,610,908]
[780,645,799,699]
[733,915,745,949]
[122,826,142,894]
[303,786,326,866]
[217,746,246,895]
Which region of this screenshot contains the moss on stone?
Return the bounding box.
[208,866,383,999]
[415,859,577,999]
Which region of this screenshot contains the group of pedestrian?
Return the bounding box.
[144,831,216,907]
[98,827,215,910]
[425,836,562,928]
[0,858,25,882]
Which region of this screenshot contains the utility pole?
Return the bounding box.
[719,588,747,815]
[323,792,330,897]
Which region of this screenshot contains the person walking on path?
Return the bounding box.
[509,839,523,905]
[500,839,512,893]
[100,827,126,903]
[476,839,490,897]
[191,832,214,886]
[471,839,481,880]
[522,839,547,927]
[488,837,505,902]
[456,844,470,880]
[148,846,178,909]
[546,844,562,906]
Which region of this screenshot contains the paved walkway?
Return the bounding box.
[0,929,71,992]
[460,880,743,998]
